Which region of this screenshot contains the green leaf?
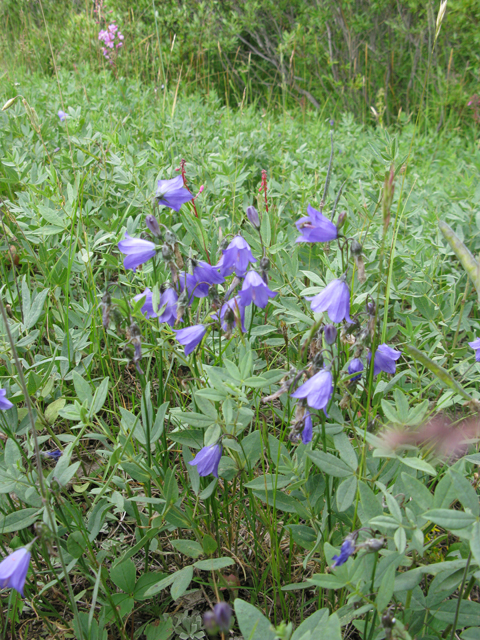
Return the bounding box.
[72,372,93,406]
[399,456,437,476]
[308,574,347,589]
[439,220,480,301]
[171,539,204,559]
[400,473,433,512]
[202,534,218,555]
[234,598,277,640]
[90,377,109,416]
[145,618,173,640]
[307,451,353,478]
[24,288,49,330]
[194,557,234,571]
[470,521,480,567]
[110,559,136,594]
[336,476,357,512]
[423,508,476,530]
[144,568,187,597]
[0,508,39,533]
[376,562,395,611]
[67,531,87,559]
[44,398,66,424]
[449,469,480,516]
[403,344,479,407]
[170,565,193,600]
[291,609,329,640]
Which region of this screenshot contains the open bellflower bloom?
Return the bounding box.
[0,390,13,411]
[57,110,66,122]
[302,411,313,444]
[217,296,245,332]
[307,277,352,323]
[239,270,277,309]
[158,288,179,326]
[174,324,206,355]
[291,369,333,415]
[468,337,480,362]
[219,235,257,277]
[134,288,158,319]
[332,534,356,567]
[296,204,338,243]
[188,443,222,477]
[189,261,225,298]
[118,233,156,272]
[371,344,401,375]
[348,358,364,381]
[155,176,194,211]
[0,548,31,597]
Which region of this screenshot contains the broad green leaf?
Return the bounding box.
[194,557,234,570]
[234,598,277,640]
[307,451,353,478]
[423,508,476,530]
[170,565,193,600]
[110,559,136,594]
[171,539,204,559]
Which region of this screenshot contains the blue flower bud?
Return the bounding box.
[324,324,337,345]
[246,205,260,229]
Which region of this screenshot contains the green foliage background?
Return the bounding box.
[1,0,479,125]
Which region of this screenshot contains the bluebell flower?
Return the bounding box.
[118,233,156,272]
[246,205,260,229]
[158,287,179,326]
[296,205,338,243]
[239,270,277,309]
[302,411,313,444]
[0,390,13,411]
[468,337,480,361]
[307,277,352,323]
[218,236,257,277]
[291,369,333,415]
[348,358,364,381]
[145,214,161,237]
[213,602,232,632]
[188,443,222,477]
[174,324,206,355]
[134,288,158,319]
[332,534,356,567]
[58,110,66,122]
[216,296,245,333]
[42,450,62,460]
[155,176,194,211]
[0,547,31,597]
[183,261,225,298]
[370,344,401,375]
[324,324,337,345]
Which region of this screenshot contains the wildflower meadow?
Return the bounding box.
[0,1,480,638]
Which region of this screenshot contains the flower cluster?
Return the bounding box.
[98,23,124,62]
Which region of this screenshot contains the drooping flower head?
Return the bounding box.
[324,324,337,345]
[188,443,222,477]
[296,205,338,244]
[468,337,480,362]
[370,344,401,376]
[186,260,225,298]
[348,358,364,381]
[158,287,179,326]
[238,270,277,309]
[118,233,156,272]
[213,602,232,632]
[155,176,194,212]
[0,547,31,597]
[216,297,245,333]
[145,214,161,237]
[332,533,357,567]
[219,235,257,277]
[42,449,62,460]
[57,110,66,122]
[134,288,158,319]
[307,277,352,323]
[302,411,313,444]
[0,390,13,411]
[246,205,260,230]
[174,324,206,355]
[291,369,333,415]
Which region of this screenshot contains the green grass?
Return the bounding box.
[0,67,479,639]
